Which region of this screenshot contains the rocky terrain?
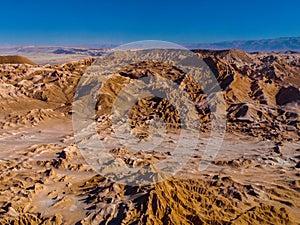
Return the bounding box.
[0,50,299,224]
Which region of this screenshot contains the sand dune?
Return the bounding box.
[0,55,36,65]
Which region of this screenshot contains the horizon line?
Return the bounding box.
[0,36,299,49]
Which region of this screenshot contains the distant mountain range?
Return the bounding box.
[0,46,108,56]
[0,37,299,55]
[184,37,300,52]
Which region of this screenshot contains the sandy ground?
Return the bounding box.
[24,54,90,65]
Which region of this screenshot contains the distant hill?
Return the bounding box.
[184,37,300,52]
[52,48,105,56]
[0,55,36,65]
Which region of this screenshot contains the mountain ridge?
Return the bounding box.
[1,37,300,55]
[184,37,300,52]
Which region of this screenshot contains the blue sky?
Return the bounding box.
[0,0,299,46]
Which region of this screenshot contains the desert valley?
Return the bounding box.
[0,47,299,224]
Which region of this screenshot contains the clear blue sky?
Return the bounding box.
[0,0,299,46]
